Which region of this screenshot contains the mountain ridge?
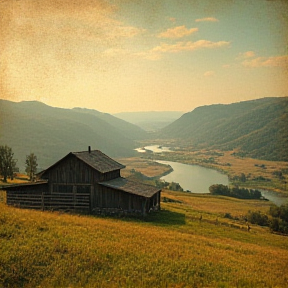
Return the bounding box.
[157,97,288,161]
[1,97,287,172]
[0,100,146,170]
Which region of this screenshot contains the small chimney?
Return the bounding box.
[88,146,91,153]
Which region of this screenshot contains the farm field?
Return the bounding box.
[1,190,287,288]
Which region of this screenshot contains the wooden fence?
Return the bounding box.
[6,191,90,212]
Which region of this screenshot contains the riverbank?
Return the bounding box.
[155,160,229,193]
[134,144,288,196]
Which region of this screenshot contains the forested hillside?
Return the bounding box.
[1,97,287,170]
[158,97,288,161]
[0,100,146,170]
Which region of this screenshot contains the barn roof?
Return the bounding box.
[100,177,161,198]
[72,150,125,173]
[40,150,125,175]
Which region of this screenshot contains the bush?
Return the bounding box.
[268,204,288,234]
[224,213,233,219]
[168,182,183,192]
[209,184,229,196]
[246,210,269,226]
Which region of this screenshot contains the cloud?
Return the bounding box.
[204,71,215,77]
[114,26,146,39]
[195,17,219,22]
[242,55,288,67]
[137,39,230,60]
[243,51,256,58]
[158,25,198,39]
[152,40,230,53]
[238,51,256,59]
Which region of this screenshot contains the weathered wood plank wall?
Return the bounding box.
[6,191,90,212]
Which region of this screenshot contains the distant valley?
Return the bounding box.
[113,111,184,131]
[0,97,287,172]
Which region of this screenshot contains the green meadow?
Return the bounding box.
[1,190,288,288]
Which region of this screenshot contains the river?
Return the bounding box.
[156,160,228,194]
[136,145,288,205]
[157,160,287,205]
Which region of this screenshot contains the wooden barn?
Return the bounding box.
[4,148,161,216]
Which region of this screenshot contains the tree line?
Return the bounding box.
[209,184,262,199]
[0,145,38,182]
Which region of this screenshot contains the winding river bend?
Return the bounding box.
[136,145,288,205]
[157,160,288,205]
[157,160,229,194]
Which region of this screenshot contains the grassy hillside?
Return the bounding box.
[1,191,288,288]
[157,97,288,161]
[0,100,146,170]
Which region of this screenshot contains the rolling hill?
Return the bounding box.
[157,97,288,161]
[1,97,287,171]
[1,190,287,287]
[0,100,147,171]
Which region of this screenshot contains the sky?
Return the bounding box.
[0,0,288,113]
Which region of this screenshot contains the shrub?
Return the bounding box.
[224,213,233,219]
[268,204,288,234]
[246,210,269,226]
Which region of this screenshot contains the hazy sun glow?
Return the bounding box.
[1,0,287,113]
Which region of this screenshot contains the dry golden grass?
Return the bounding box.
[0,190,6,203]
[162,190,271,218]
[1,150,287,287]
[0,173,29,185]
[117,157,171,178]
[1,191,288,288]
[216,151,288,179]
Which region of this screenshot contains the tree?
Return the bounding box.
[0,145,17,182]
[246,210,269,226]
[209,184,230,196]
[25,153,38,181]
[168,182,183,192]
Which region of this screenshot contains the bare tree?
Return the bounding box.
[25,153,38,181]
[0,145,17,182]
